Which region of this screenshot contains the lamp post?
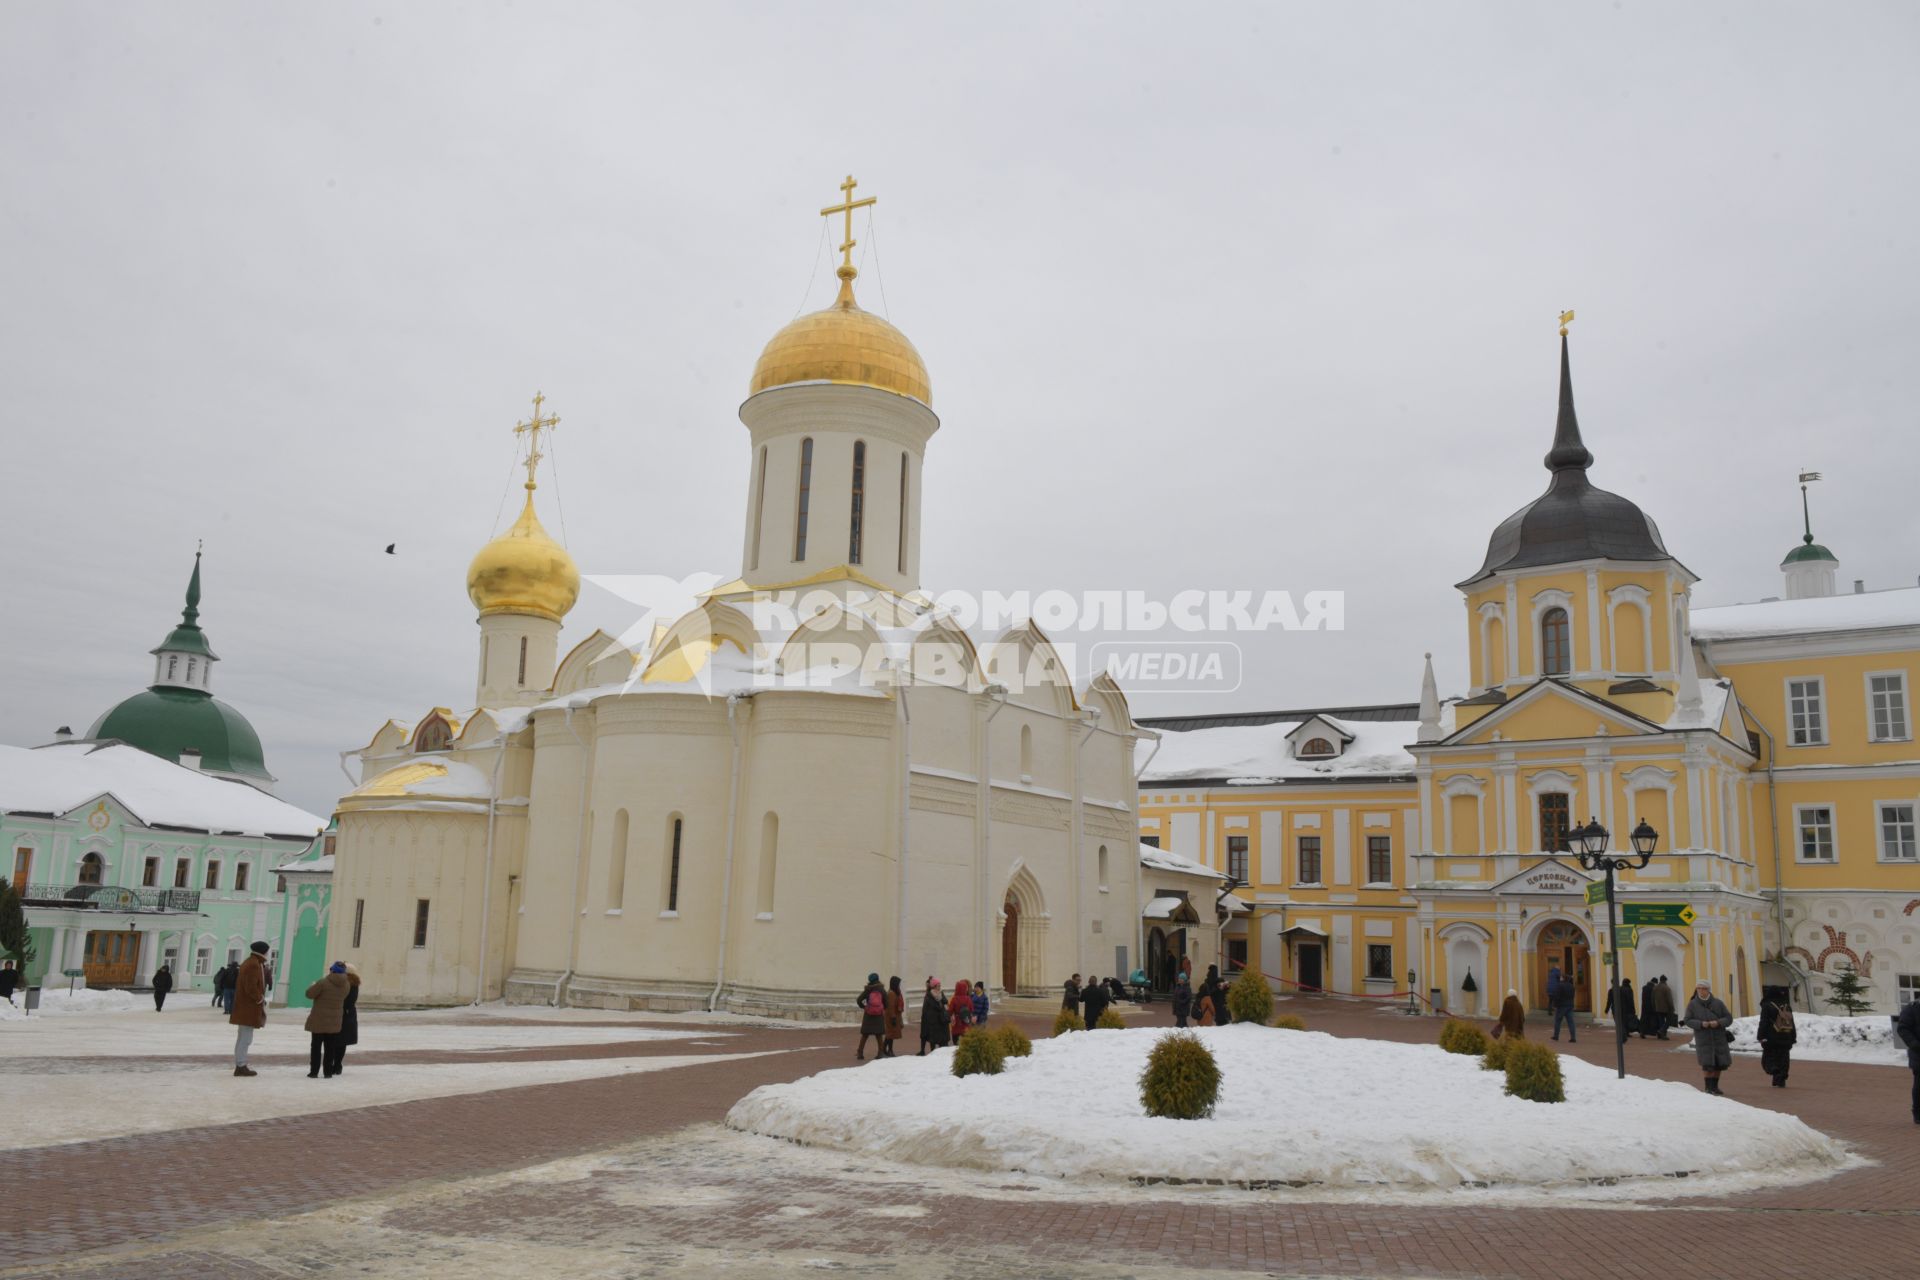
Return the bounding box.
[1571,816,1660,1079]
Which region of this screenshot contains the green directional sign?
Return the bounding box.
[1620,902,1696,928]
[1585,880,1608,906]
[1614,924,1639,949]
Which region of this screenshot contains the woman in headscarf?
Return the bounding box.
[948,978,974,1042]
[1638,976,1661,1038]
[1757,983,1797,1087]
[1684,979,1736,1095]
[1494,988,1526,1040]
[881,976,905,1059]
[917,979,946,1056]
[1604,978,1637,1036]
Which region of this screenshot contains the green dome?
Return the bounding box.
[1783,541,1837,565]
[88,686,272,782]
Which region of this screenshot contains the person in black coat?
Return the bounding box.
[326,965,362,1076]
[1638,977,1660,1039]
[151,964,173,1011]
[0,964,19,1004]
[1171,977,1192,1028]
[917,980,947,1056]
[1604,979,1636,1035]
[1062,973,1081,1011]
[1896,997,1920,1125]
[1757,984,1797,1087]
[1082,976,1109,1026]
[210,962,228,1008]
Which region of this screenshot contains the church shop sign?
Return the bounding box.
[1496,860,1594,896]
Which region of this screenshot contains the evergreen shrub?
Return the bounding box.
[1139,1031,1222,1120]
[992,1023,1033,1058]
[1225,967,1275,1025]
[1095,1006,1127,1030]
[1270,1013,1307,1031]
[1481,1036,1513,1072]
[1438,1018,1489,1056]
[951,1029,1008,1078]
[1051,1007,1085,1036]
[1502,1040,1566,1103]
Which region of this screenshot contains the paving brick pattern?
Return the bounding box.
[5,1003,1917,1278]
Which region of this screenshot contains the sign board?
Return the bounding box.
[1585,881,1608,906]
[1620,903,1695,928]
[1508,863,1591,895]
[1613,924,1639,949]
[62,968,83,977]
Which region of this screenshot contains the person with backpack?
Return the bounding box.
[855,973,887,1061]
[948,979,975,1041]
[1757,983,1797,1087]
[918,978,947,1056]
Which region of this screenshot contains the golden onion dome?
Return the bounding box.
[466,493,580,623]
[749,276,931,405]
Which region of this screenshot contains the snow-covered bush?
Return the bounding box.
[1052,1007,1085,1036]
[991,1023,1033,1058]
[1270,1013,1307,1031]
[1225,967,1274,1025]
[1438,1018,1488,1056]
[1502,1040,1565,1103]
[1095,1006,1127,1030]
[1481,1036,1513,1072]
[952,1029,1008,1077]
[1139,1031,1221,1120]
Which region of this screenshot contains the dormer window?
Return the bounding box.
[413,715,453,753]
[1299,737,1336,758]
[1285,715,1355,761]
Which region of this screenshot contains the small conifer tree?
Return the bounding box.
[1824,962,1874,1017]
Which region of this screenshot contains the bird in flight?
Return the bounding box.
[384,544,396,555]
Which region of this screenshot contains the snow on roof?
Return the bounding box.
[1139,841,1228,880]
[1665,680,1733,732]
[1141,716,1425,785]
[1219,891,1252,914]
[275,854,334,875]
[1142,895,1190,920]
[1693,586,1920,641]
[0,742,325,839]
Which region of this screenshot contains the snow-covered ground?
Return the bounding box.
[1726,1012,1907,1067]
[0,986,142,1018]
[728,1024,1848,1195]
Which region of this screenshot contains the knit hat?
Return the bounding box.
[329,962,347,974]
[868,972,880,984]
[250,941,269,955]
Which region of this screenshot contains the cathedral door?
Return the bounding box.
[1001,897,1020,993]
[83,929,140,988]
[1536,920,1592,1012]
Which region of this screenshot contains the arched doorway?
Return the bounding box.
[1001,895,1021,991]
[1535,919,1592,1012]
[998,865,1049,996]
[1147,927,1167,992]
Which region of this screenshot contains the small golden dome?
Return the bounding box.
[466,494,580,623]
[749,279,931,406]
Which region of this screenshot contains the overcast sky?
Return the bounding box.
[4,3,1916,817]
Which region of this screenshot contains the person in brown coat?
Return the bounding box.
[881,976,905,1058]
[304,962,353,1078]
[1494,989,1527,1040]
[229,941,270,1077]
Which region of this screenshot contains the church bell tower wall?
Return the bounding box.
[738,383,937,596]
[476,613,560,708]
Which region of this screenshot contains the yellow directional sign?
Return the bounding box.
[1620,903,1696,928]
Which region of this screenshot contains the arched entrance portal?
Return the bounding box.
[1535,919,1592,1012]
[997,865,1049,996]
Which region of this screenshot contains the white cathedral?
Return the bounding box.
[329,181,1155,1016]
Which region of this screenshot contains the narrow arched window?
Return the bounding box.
[749,446,767,571]
[898,453,910,574]
[1541,607,1571,676]
[78,852,105,886]
[517,636,529,685]
[849,440,866,564]
[757,812,779,916]
[607,808,629,910]
[1019,723,1034,780]
[664,816,684,913]
[793,438,813,560]
[1097,844,1109,891]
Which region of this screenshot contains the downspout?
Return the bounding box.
[471,732,510,1006]
[894,661,914,985]
[708,691,751,1012]
[554,703,591,1006]
[1070,708,1101,982]
[979,684,1010,982]
[1132,728,1164,977]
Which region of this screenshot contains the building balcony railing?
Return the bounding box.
[20,883,202,913]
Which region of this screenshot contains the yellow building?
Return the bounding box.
[1140,334,1920,1020]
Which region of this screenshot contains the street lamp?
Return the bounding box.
[1570,816,1660,1079]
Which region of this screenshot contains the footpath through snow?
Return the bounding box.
[728,1024,1849,1194]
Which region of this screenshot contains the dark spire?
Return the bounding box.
[181,550,203,629]
[1543,333,1594,474]
[1801,481,1815,545]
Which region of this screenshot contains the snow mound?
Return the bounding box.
[1728,1012,1905,1066]
[0,988,144,1018]
[727,1025,1847,1192]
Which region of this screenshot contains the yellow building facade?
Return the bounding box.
[1140,336,1920,1020]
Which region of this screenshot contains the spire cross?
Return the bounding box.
[514,392,560,492]
[820,174,877,287]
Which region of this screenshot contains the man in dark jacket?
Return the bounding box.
[1757,984,1797,1087]
[1063,973,1081,1011]
[1895,998,1920,1125]
[0,963,21,1004]
[1082,975,1109,1026]
[1638,977,1661,1038]
[151,964,173,1012]
[1548,967,1577,1042]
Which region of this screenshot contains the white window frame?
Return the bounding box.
[1793,803,1836,863]
[193,946,212,976]
[1785,676,1827,747]
[1899,973,1920,1010]
[1875,800,1918,863]
[1865,670,1911,743]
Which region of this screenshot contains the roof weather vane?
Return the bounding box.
[1798,469,1823,545]
[820,174,877,295]
[514,392,560,492]
[1559,309,1575,336]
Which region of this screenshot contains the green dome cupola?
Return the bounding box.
[1781,473,1840,599]
[87,551,274,786]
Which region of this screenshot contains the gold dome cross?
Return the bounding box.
[820,174,877,293]
[514,392,560,492]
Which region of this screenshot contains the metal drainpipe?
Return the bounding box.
[471,733,510,1006]
[894,661,914,986]
[1744,709,1805,1007]
[1132,729,1164,977]
[1070,709,1102,983]
[554,703,591,1007]
[708,692,751,1012]
[979,684,1010,983]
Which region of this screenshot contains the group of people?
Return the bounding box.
[1168,965,1231,1029]
[855,973,993,1061]
[1492,973,1749,1095]
[221,939,362,1079]
[1600,973,1679,1040]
